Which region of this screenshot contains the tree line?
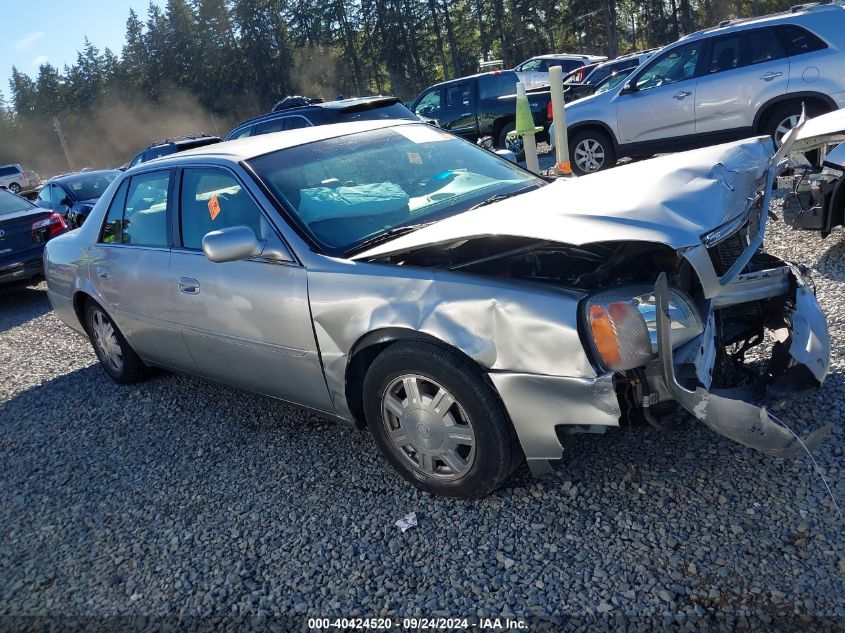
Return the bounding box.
[1,0,794,173]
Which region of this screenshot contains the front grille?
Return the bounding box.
[707,229,748,276]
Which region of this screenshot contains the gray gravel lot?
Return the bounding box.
[0,208,843,631]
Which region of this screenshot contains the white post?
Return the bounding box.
[516,82,540,174]
[548,65,570,175]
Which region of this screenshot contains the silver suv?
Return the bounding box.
[560,2,845,175]
[0,164,40,195]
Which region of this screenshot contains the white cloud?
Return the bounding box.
[14,31,44,52]
[32,55,49,68]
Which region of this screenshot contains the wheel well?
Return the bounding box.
[72,291,92,331]
[492,116,514,143]
[754,94,835,133]
[567,121,618,150]
[344,330,492,430]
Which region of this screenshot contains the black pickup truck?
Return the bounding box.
[410,71,552,150]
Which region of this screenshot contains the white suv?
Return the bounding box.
[559,2,845,175]
[0,164,40,194]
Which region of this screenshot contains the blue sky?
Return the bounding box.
[1,0,164,101]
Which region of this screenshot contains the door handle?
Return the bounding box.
[95,266,110,279]
[178,277,200,294]
[760,71,783,81]
[673,90,692,100]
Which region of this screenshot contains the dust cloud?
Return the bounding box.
[12,90,246,177]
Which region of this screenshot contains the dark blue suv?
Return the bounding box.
[226,96,418,140]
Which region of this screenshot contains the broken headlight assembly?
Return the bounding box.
[584,286,703,371]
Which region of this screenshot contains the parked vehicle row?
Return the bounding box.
[554,2,845,174]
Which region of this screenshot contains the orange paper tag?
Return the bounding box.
[208,194,221,220]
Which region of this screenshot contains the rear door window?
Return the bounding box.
[255,118,288,135]
[707,35,742,73]
[122,171,171,247]
[100,180,130,243]
[743,28,786,65]
[283,116,310,130]
[0,166,18,177]
[37,185,53,206]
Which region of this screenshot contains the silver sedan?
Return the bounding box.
[44,119,831,498]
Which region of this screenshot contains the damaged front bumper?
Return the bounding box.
[653,268,831,458]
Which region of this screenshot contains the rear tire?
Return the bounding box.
[8,183,21,194]
[569,128,617,175]
[362,341,521,498]
[763,101,827,146]
[84,300,147,384]
[498,122,525,161]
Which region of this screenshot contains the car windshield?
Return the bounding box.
[248,124,544,255]
[63,172,119,201]
[0,189,34,216]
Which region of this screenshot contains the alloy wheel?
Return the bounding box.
[505,134,524,158]
[774,114,801,146]
[380,373,476,481]
[8,183,20,194]
[91,309,123,373]
[574,138,606,172]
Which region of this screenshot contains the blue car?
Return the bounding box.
[0,188,67,287]
[36,170,120,228]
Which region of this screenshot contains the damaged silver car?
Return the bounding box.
[44,119,830,498]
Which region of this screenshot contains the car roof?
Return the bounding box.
[48,169,120,184]
[134,119,420,167]
[680,1,844,40]
[144,134,220,150]
[425,70,519,90]
[231,96,402,131]
[529,53,606,61]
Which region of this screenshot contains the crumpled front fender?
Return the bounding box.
[654,272,832,457]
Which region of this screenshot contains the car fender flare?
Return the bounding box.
[343,327,491,428]
[566,120,620,151]
[753,92,837,133]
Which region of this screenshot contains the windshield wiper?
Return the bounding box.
[344,222,436,257]
[468,185,539,210]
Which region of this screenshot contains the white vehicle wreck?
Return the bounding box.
[780,108,845,236]
[44,120,830,498]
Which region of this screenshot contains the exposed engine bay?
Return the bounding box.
[369,237,691,292]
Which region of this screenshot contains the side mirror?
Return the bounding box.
[202,226,261,263]
[620,81,637,94]
[59,197,73,207]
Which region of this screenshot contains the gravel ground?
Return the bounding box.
[1,206,843,631]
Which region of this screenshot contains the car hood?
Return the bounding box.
[791,108,845,151]
[354,137,774,260]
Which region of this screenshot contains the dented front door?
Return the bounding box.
[169,166,332,411]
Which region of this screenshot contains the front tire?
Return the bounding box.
[569,128,617,175]
[362,341,521,498]
[85,301,147,384]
